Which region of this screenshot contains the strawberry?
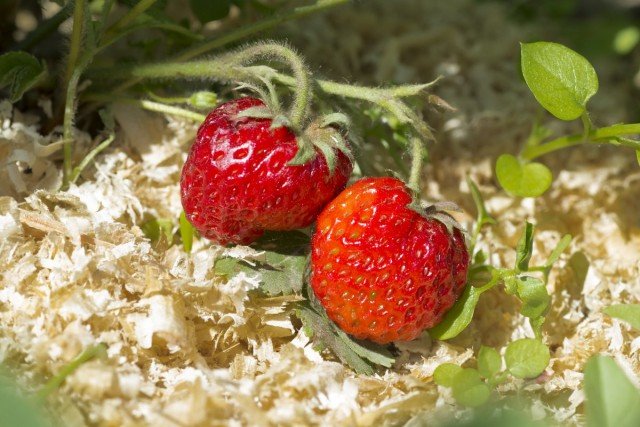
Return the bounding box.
[310,177,469,344]
[180,97,353,245]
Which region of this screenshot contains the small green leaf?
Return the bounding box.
[141,217,174,243]
[505,338,550,379]
[434,363,463,387]
[515,222,535,272]
[467,176,496,227]
[452,369,491,407]
[636,150,640,167]
[477,346,502,379]
[496,154,552,198]
[545,234,572,267]
[429,284,482,340]
[179,211,194,253]
[189,0,232,23]
[517,276,550,319]
[603,304,640,330]
[613,27,640,55]
[584,355,640,427]
[0,52,46,102]
[521,41,598,121]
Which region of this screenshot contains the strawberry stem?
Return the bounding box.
[221,43,312,131]
[408,137,424,193]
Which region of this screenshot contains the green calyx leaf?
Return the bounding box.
[515,222,535,272]
[504,338,550,379]
[0,52,46,103]
[288,135,318,166]
[584,355,640,427]
[603,304,640,330]
[496,154,552,198]
[451,368,491,407]
[477,346,502,379]
[288,118,354,174]
[521,41,598,121]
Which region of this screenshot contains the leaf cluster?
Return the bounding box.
[434,339,550,407]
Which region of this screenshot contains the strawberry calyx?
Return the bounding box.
[408,196,467,237]
[233,100,353,175]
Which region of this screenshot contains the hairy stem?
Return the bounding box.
[521,123,640,160]
[62,67,83,188]
[113,0,349,93]
[222,44,312,129]
[63,0,85,89]
[85,94,207,122]
[408,137,424,193]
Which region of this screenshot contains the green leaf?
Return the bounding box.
[520,41,598,121]
[636,150,640,167]
[434,363,463,387]
[189,0,232,23]
[0,372,47,427]
[141,217,174,243]
[0,52,46,102]
[496,154,552,198]
[215,231,309,296]
[504,338,550,379]
[429,284,482,340]
[515,222,535,272]
[603,304,640,330]
[613,27,640,55]
[467,176,496,227]
[584,355,640,427]
[477,346,502,379]
[296,286,395,375]
[451,369,491,407]
[516,276,550,319]
[179,211,194,253]
[545,234,572,267]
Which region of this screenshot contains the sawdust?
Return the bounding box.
[1,0,640,425]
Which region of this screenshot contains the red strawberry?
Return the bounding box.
[181,97,353,245]
[310,177,469,344]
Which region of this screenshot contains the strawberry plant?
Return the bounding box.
[496,41,640,197]
[3,1,640,425]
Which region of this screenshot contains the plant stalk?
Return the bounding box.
[521,123,640,160]
[63,0,85,89]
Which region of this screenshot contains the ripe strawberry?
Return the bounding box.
[310,177,469,344]
[181,97,352,245]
